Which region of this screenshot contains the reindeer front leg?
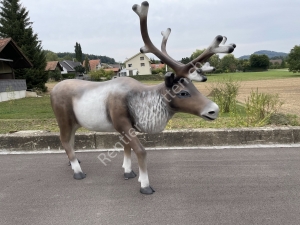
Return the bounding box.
[123,128,154,194]
[130,135,155,194]
[110,95,155,194]
[113,120,155,194]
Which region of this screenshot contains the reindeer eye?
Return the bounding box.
[176,90,191,98]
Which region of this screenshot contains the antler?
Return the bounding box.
[132,2,183,72]
[132,1,236,82]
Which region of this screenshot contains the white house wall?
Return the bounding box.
[124,53,151,75]
[0,90,26,102]
[61,67,68,74]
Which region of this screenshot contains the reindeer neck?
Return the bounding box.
[127,82,175,134]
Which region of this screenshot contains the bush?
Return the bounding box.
[268,113,299,126]
[245,89,283,126]
[48,70,62,81]
[62,73,76,79]
[90,69,113,81]
[151,66,166,75]
[210,77,240,113]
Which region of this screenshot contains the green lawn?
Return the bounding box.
[0,96,54,119]
[0,70,299,134]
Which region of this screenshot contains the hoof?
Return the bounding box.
[73,172,86,180]
[68,159,81,166]
[140,186,155,195]
[124,170,137,180]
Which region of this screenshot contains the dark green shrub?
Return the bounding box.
[48,70,62,81]
[62,73,76,79]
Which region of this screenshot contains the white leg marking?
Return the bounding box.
[70,159,83,174]
[122,154,132,173]
[138,168,149,188]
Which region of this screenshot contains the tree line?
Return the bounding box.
[180,50,289,73]
[46,51,116,64]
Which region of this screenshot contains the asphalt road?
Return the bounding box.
[1,147,300,225]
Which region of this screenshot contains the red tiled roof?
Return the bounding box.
[0,38,11,52]
[83,59,101,71]
[151,64,165,69]
[104,68,120,72]
[45,61,61,71]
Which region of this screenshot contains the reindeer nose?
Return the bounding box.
[200,102,219,120]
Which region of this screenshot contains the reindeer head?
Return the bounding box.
[133,1,236,120]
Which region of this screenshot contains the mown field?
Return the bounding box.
[0,70,299,134]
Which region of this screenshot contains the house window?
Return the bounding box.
[141,63,145,67]
[128,64,132,67]
[140,57,144,60]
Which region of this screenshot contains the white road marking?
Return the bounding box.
[2,144,300,155]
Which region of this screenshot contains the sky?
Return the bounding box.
[21,0,300,62]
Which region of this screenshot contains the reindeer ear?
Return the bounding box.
[164,72,175,88]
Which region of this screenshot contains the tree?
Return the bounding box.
[190,49,205,61]
[287,45,300,73]
[190,49,220,67]
[237,59,250,72]
[44,50,59,61]
[280,59,286,68]
[0,0,47,91]
[74,42,83,63]
[208,55,221,68]
[74,65,85,74]
[249,54,269,70]
[180,57,190,64]
[149,57,160,64]
[84,55,90,73]
[220,54,237,72]
[63,54,72,61]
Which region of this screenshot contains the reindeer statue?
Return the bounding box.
[50,1,236,194]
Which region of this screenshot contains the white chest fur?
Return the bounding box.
[72,85,116,132]
[128,90,172,134]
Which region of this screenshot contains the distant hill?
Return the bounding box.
[239,50,288,60]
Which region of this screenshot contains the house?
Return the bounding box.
[104,67,121,76]
[123,52,151,75]
[82,59,101,71]
[59,60,82,77]
[45,61,63,72]
[151,64,165,70]
[0,38,32,102]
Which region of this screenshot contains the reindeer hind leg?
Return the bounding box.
[59,121,86,180]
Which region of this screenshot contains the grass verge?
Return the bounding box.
[0,70,299,134]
